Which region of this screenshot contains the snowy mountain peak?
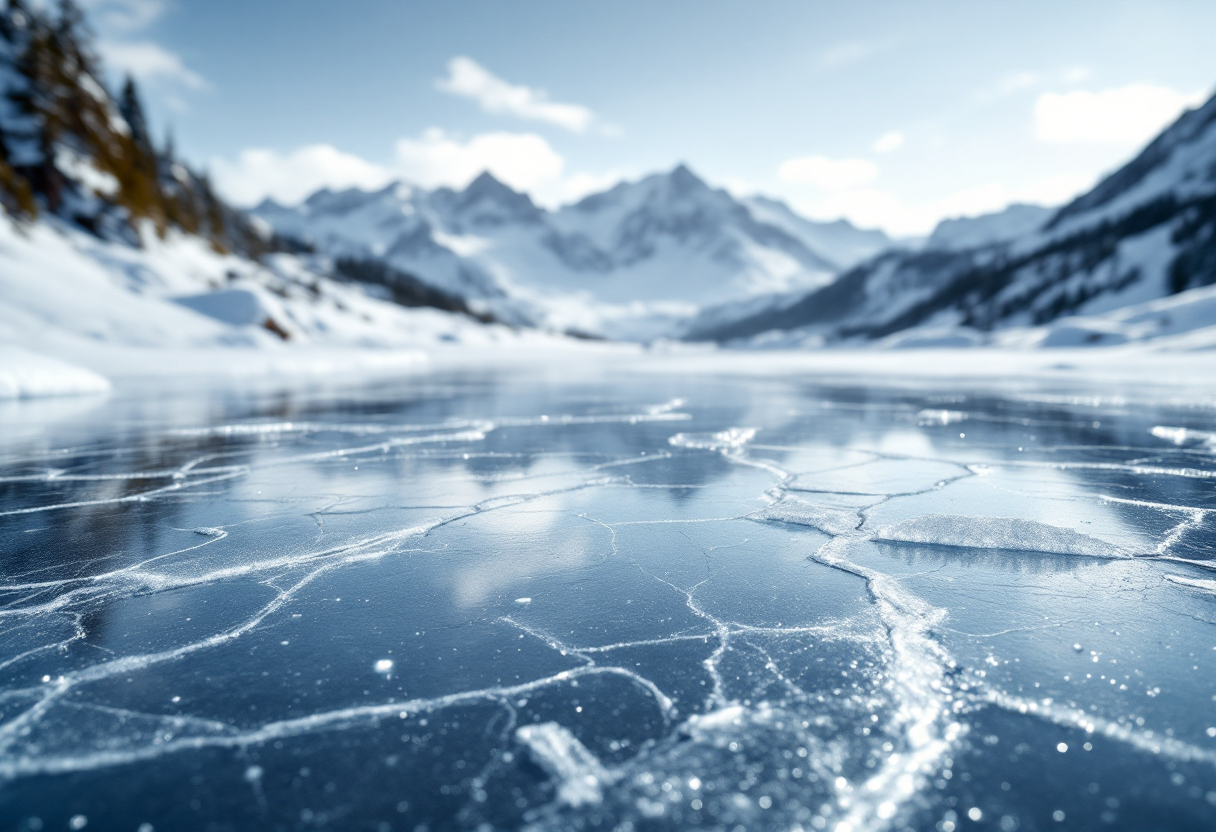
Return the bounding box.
[254,165,896,339]
[664,162,711,194]
[445,171,542,227]
[925,203,1054,251]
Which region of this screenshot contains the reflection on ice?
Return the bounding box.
[1,371,1215,830]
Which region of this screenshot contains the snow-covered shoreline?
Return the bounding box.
[0,347,111,399]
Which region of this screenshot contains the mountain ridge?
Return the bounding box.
[694,89,1216,345]
[254,165,893,338]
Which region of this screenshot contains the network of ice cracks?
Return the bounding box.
[2,394,1215,831]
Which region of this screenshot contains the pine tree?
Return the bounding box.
[118,75,153,158]
[0,0,275,254]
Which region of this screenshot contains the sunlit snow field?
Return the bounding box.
[2,362,1215,831]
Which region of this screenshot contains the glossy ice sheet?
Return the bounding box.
[1,369,1214,831]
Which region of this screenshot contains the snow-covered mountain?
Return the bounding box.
[697,89,1216,346]
[255,166,892,339]
[0,1,560,393]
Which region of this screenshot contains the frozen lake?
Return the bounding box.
[2,363,1215,831]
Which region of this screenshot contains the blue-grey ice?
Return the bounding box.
[1,368,1215,831]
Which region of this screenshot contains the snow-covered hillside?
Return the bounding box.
[698,90,1216,348]
[255,166,891,339]
[0,1,556,393]
[924,203,1054,251]
[0,214,544,387]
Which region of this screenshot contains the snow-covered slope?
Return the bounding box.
[255,166,891,339]
[741,195,891,269]
[0,0,581,391]
[1011,281,1216,350]
[699,90,1216,346]
[0,214,544,384]
[924,203,1054,251]
[0,346,110,398]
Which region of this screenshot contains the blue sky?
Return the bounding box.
[83,0,1216,235]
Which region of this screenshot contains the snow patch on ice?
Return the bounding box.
[876,514,1130,558]
[754,495,860,536]
[516,722,614,806]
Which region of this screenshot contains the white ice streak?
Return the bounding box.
[1007,459,1216,480]
[0,428,489,518]
[875,514,1132,558]
[0,465,669,781]
[169,418,497,438]
[1150,425,1216,448]
[0,664,674,780]
[916,409,967,426]
[1163,573,1216,595]
[808,535,964,832]
[516,722,616,806]
[169,405,690,439]
[668,428,756,451]
[670,427,792,482]
[684,431,965,831]
[0,469,246,517]
[754,495,862,536]
[984,688,1216,767]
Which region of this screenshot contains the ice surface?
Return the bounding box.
[1,366,1215,831]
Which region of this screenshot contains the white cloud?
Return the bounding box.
[790,174,1095,237]
[1061,66,1092,85]
[976,67,1092,102]
[778,156,879,191]
[99,40,207,89]
[1034,84,1204,146]
[993,71,1040,97]
[436,57,595,133]
[819,39,892,68]
[211,145,394,206]
[80,0,165,32]
[210,130,621,209]
[394,129,565,193]
[872,131,904,154]
[84,1,208,100]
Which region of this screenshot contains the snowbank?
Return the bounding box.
[0,346,111,399]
